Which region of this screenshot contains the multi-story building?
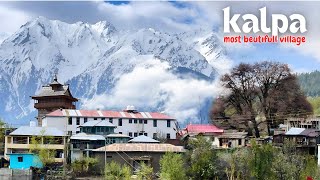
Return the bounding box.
[42,107,177,139]
[4,124,67,163]
[70,120,130,161]
[31,75,78,126]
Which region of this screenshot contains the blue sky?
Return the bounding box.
[0,1,319,73]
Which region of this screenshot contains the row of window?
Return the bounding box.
[127,132,171,139]
[68,117,171,127]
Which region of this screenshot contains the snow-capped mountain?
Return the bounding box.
[0,17,230,125]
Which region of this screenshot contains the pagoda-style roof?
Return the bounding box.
[31,75,78,101]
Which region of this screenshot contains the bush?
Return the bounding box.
[136,163,153,180]
[71,157,98,176]
[104,161,132,180]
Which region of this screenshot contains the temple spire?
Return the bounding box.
[53,73,58,82]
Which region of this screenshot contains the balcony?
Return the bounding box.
[34,102,75,109]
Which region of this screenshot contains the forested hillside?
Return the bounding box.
[298,71,320,97]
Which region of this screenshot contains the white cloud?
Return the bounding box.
[0,4,31,34]
[82,58,224,122]
[95,1,203,33]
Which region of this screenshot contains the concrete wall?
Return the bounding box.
[43,116,177,139]
[9,154,42,169]
[0,169,32,180]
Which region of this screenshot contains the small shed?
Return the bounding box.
[7,153,43,169]
[0,157,9,168]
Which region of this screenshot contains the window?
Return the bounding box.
[153,120,157,127]
[68,117,72,125]
[68,131,72,135]
[129,119,132,123]
[118,118,122,126]
[166,133,170,139]
[101,117,105,120]
[167,120,171,127]
[134,133,138,137]
[238,139,242,146]
[129,132,132,137]
[94,117,98,120]
[18,156,23,162]
[139,132,143,136]
[76,117,80,125]
[139,119,143,124]
[144,133,147,136]
[109,118,113,123]
[144,120,147,124]
[119,132,122,134]
[134,119,138,124]
[84,117,88,123]
[153,133,157,139]
[76,131,80,134]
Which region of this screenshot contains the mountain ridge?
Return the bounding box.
[0,17,230,124]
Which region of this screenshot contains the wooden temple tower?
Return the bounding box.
[31,75,78,126]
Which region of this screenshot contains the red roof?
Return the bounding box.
[46,109,175,120]
[186,124,224,133]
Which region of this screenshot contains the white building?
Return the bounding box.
[42,108,177,139]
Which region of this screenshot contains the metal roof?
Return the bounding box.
[285,128,306,135]
[285,128,320,137]
[80,120,116,127]
[46,109,175,120]
[128,135,159,143]
[186,124,224,134]
[70,133,105,141]
[9,126,65,136]
[106,134,130,138]
[93,143,185,152]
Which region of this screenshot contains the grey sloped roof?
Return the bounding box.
[33,85,70,97]
[10,126,65,136]
[80,120,116,127]
[128,135,159,143]
[70,133,105,140]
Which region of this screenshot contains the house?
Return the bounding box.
[70,121,130,161]
[7,153,43,169]
[70,133,106,161]
[179,124,224,147]
[273,127,320,155]
[42,107,177,139]
[217,131,248,148]
[285,117,320,131]
[4,125,66,163]
[31,75,78,126]
[92,136,185,173]
[179,124,247,149]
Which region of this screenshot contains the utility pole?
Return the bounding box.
[104,138,107,168]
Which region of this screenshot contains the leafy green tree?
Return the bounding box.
[186,136,219,180]
[300,156,320,180]
[249,141,275,180]
[0,119,7,154]
[104,161,131,180]
[29,130,56,166]
[136,163,153,180]
[160,153,187,180]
